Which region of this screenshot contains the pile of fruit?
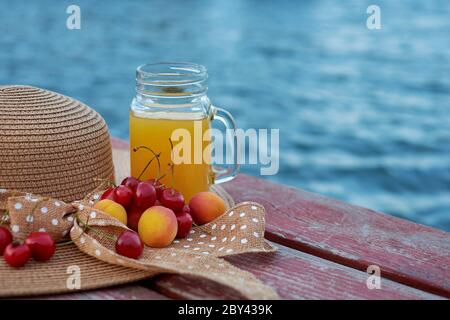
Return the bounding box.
[0,228,55,267]
[0,176,226,267]
[94,176,226,259]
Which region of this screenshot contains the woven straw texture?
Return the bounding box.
[0,149,277,299]
[0,85,114,202]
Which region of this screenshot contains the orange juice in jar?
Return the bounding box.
[130,63,238,202]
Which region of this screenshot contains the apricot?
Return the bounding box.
[138,206,177,248]
[189,192,226,225]
[93,199,127,225]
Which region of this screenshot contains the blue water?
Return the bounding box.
[0,0,449,231]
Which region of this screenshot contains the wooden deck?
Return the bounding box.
[43,138,450,300]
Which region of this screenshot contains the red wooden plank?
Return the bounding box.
[151,242,442,300]
[35,285,168,300]
[222,174,450,298]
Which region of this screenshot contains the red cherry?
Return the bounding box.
[25,232,56,262]
[145,179,165,199]
[134,182,157,209]
[115,230,143,259]
[3,242,31,267]
[0,226,13,256]
[127,203,145,232]
[114,185,133,208]
[121,176,140,191]
[160,188,185,212]
[176,212,193,239]
[175,204,190,216]
[100,187,116,201]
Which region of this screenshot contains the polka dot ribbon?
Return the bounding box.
[0,188,278,299]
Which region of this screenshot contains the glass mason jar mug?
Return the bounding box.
[130,62,239,201]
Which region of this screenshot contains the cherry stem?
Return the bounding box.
[57,213,90,246]
[58,209,119,248]
[56,240,74,247]
[155,173,167,183]
[168,138,176,187]
[137,157,156,180]
[86,226,117,242]
[133,146,162,180]
[0,211,9,225]
[76,214,117,242]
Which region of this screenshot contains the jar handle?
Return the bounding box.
[210,105,240,184]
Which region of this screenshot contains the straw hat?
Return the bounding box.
[0,85,114,202]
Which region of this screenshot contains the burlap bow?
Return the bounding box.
[0,187,278,299]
